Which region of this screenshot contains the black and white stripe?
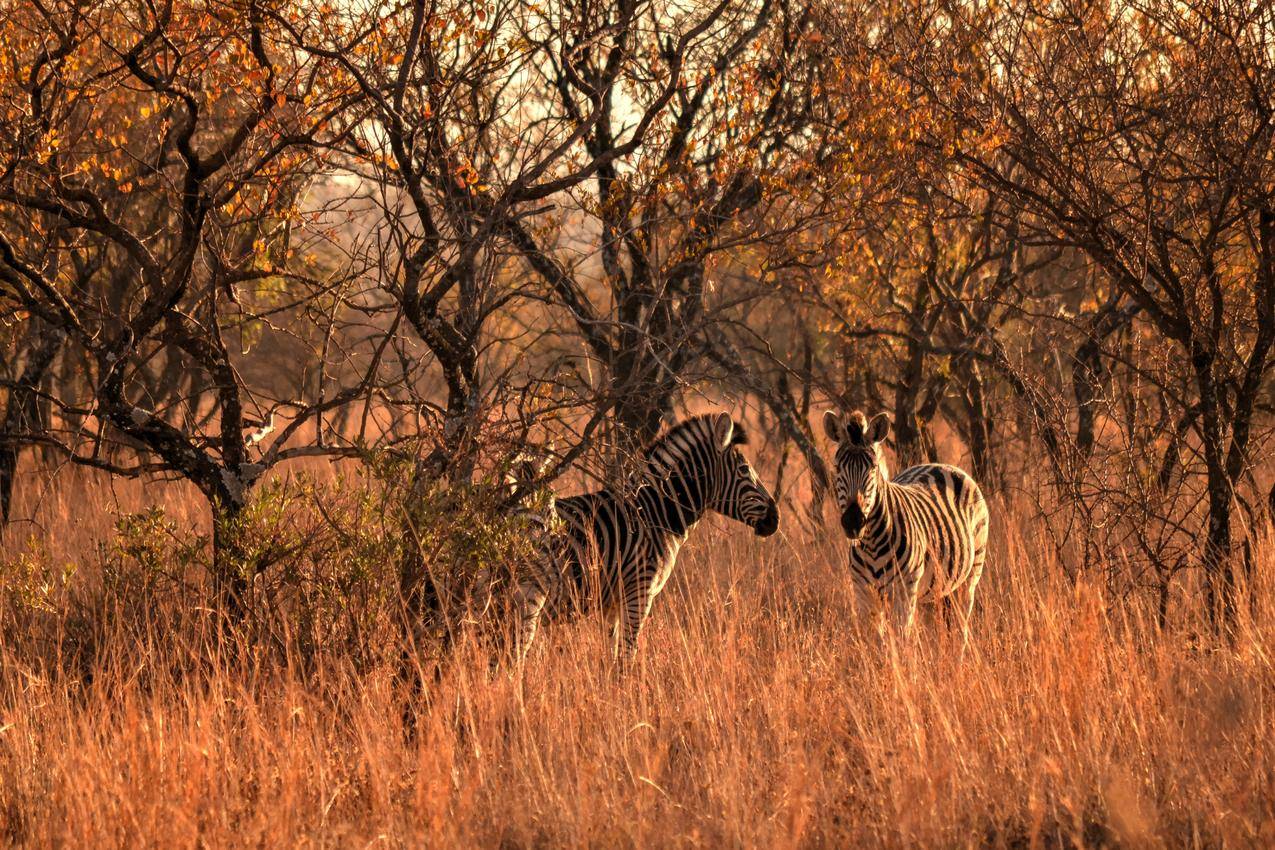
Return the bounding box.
[515,412,780,661]
[824,409,989,638]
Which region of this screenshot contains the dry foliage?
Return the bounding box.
[0,468,1270,849]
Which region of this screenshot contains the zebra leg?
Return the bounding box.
[936,590,965,637]
[890,582,920,640]
[852,583,886,641]
[514,581,548,664]
[617,576,656,663]
[954,579,978,651]
[957,536,987,651]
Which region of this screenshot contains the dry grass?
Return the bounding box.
[0,466,1271,849]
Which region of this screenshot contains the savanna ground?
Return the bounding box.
[0,458,1270,850]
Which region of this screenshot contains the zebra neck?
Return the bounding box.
[635,476,705,537]
[860,482,896,548]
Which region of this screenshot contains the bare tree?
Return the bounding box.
[0,0,380,613]
[497,0,854,466]
[872,0,1275,626]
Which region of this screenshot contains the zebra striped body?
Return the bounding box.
[824,410,989,638]
[515,413,779,661]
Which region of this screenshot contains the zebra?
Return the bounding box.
[823,409,989,641]
[512,412,780,663]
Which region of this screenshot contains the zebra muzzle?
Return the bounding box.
[753,503,779,537]
[840,505,865,539]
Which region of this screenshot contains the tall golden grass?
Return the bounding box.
[0,465,1271,848]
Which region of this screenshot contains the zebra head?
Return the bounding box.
[646,413,779,537]
[823,409,890,543]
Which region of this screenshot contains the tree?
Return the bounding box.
[500,0,855,464]
[0,0,376,613]
[878,0,1275,626]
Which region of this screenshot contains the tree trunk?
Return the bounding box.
[398,374,482,658]
[212,496,250,622]
[398,457,448,640]
[1201,464,1235,634]
[614,382,672,450]
[893,358,927,467]
[1193,346,1237,635]
[961,361,996,488]
[1072,336,1104,459]
[773,369,793,502]
[0,325,64,524]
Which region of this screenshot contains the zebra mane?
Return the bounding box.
[845,410,871,446]
[643,414,746,468]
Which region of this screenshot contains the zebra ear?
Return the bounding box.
[503,449,553,502]
[867,412,891,444]
[710,413,735,450]
[823,410,844,442]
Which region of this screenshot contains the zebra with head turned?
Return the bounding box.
[823,409,989,641]
[513,412,780,663]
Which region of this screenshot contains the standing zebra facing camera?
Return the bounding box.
[824,409,989,642]
[513,412,780,663]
